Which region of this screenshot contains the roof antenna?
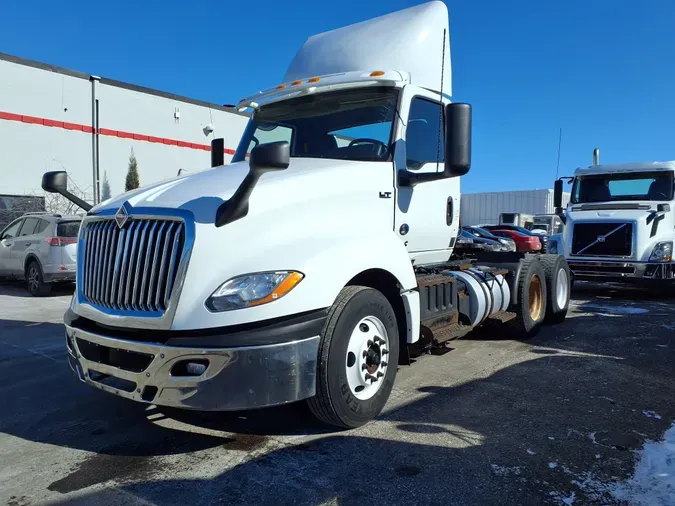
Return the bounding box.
[436,28,446,173]
[593,148,600,166]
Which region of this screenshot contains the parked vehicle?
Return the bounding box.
[550,154,675,286]
[44,1,571,429]
[463,226,517,252]
[499,212,534,229]
[488,229,542,252]
[0,212,82,295]
[453,229,507,258]
[482,224,549,252]
[531,214,563,236]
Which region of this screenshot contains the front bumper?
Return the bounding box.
[568,260,675,282]
[65,319,322,411]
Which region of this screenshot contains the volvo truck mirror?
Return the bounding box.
[211,138,225,167]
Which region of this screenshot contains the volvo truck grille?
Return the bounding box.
[571,222,632,257]
[81,218,186,313]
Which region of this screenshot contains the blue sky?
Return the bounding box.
[2,0,674,193]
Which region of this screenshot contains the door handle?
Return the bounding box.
[446,197,454,226]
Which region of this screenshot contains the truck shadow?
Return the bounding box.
[44,328,675,505]
[0,281,74,298]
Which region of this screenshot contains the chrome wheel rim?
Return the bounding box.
[556,268,569,309]
[345,316,390,400]
[28,267,39,292]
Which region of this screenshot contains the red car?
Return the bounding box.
[489,229,542,252]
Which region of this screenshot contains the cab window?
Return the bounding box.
[406,98,444,170]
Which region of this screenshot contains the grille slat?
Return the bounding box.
[155,222,176,311]
[147,222,167,312]
[571,222,633,257]
[164,227,182,309]
[124,221,141,310]
[81,218,185,314]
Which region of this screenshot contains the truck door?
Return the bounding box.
[394,89,459,264]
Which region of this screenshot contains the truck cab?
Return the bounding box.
[550,161,675,284]
[43,1,571,429]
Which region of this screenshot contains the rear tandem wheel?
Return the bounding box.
[504,256,547,339]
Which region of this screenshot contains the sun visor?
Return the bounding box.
[283,1,451,97]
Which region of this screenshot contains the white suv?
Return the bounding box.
[0,212,82,295]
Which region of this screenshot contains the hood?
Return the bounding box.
[90,158,374,220]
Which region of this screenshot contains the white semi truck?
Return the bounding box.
[550,156,674,286]
[42,2,571,428]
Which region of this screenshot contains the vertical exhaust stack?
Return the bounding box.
[592,148,600,166]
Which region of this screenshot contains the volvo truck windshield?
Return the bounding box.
[571,171,674,203]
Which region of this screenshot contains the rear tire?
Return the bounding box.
[505,256,547,339]
[540,254,570,324]
[307,286,399,429]
[26,260,51,297]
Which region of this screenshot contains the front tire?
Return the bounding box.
[307,286,400,429]
[26,260,51,297]
[540,254,570,324]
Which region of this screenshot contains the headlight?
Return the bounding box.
[548,240,558,254]
[206,271,304,312]
[649,242,673,262]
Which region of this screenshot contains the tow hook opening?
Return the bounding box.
[171,359,209,377]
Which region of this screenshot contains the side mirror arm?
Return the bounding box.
[398,170,447,187]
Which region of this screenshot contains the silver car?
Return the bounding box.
[0,212,82,296]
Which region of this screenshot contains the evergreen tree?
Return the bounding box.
[125,148,140,191]
[101,171,111,201]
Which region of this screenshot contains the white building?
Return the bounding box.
[460,189,571,226]
[0,52,249,206]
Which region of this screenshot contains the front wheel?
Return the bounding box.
[307,286,400,429]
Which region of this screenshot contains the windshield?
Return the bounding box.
[232,87,399,163]
[571,171,674,203]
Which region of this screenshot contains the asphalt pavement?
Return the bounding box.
[1,281,673,506]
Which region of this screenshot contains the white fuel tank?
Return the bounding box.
[445,268,511,327]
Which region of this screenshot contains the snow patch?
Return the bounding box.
[549,462,558,469]
[643,410,662,420]
[609,422,675,506]
[490,464,522,477]
[527,449,536,455]
[581,303,648,315]
[549,491,576,505]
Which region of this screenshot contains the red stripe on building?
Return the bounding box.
[0,109,237,154]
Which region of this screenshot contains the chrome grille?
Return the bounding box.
[81,218,185,312]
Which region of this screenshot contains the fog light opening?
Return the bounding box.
[171,359,209,377]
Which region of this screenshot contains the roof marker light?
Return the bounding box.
[276,84,287,89]
[370,71,385,77]
[291,80,303,86]
[308,77,320,83]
